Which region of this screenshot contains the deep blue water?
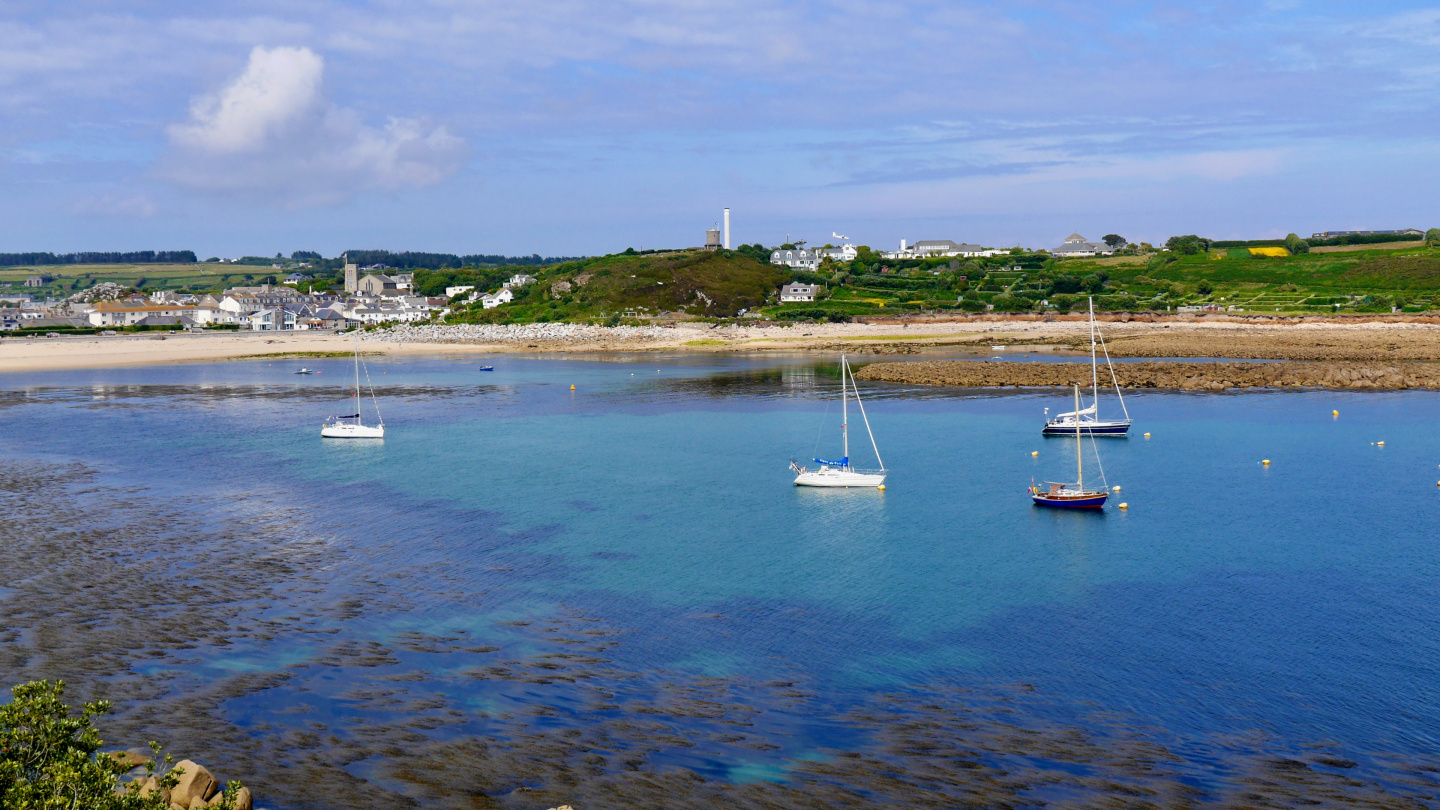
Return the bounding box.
[3,352,1439,799]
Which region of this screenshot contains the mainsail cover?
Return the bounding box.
[1053,402,1097,420]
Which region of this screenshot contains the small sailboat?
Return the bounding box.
[1030,384,1108,509]
[790,354,886,488]
[322,332,385,439]
[294,368,313,374]
[1043,296,1132,436]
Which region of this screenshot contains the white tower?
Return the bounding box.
[723,208,731,250]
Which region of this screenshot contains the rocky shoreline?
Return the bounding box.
[367,322,673,345]
[853,359,1440,390]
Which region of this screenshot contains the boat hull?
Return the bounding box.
[794,469,886,488]
[1042,420,1131,436]
[1031,492,1107,509]
[321,423,385,439]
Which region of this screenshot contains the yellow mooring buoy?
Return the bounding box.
[570,384,576,391]
[1378,441,1385,446]
[1112,485,1121,491]
[1333,410,1339,417]
[1118,503,1128,509]
[1031,451,1039,457]
[1262,459,1271,466]
[1143,432,1151,439]
[878,484,886,491]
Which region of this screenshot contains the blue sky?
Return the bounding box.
[3,1,1439,256]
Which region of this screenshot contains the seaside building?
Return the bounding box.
[882,239,1001,259]
[770,249,821,271]
[779,282,817,302]
[504,274,537,288]
[703,227,721,251]
[1051,233,1116,258]
[481,288,514,309]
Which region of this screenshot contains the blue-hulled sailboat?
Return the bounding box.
[1042,297,1132,436]
[1030,384,1108,509]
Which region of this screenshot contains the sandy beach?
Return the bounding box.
[8,316,1440,373]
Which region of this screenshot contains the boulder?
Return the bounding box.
[233,786,254,810]
[106,750,152,771]
[136,776,170,804]
[170,760,219,808]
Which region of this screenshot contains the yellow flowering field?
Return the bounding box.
[1248,247,1291,257]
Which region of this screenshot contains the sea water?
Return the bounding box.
[2,353,1438,803]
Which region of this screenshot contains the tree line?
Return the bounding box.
[340,250,586,269]
[0,251,197,267]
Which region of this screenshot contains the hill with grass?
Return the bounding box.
[443,249,789,323]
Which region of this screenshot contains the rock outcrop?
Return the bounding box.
[853,360,1440,391]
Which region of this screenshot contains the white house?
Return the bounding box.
[819,245,858,262]
[884,239,1001,259]
[779,282,816,302]
[504,274,537,288]
[770,249,821,271]
[87,302,200,327]
[445,285,475,298]
[1051,233,1116,258]
[248,308,297,331]
[480,288,514,309]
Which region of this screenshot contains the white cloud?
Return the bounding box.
[163,45,466,206]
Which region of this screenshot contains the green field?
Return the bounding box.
[0,263,325,297]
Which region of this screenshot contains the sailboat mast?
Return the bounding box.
[353,331,362,425]
[1088,297,1100,416]
[1074,384,1083,490]
[841,355,850,463]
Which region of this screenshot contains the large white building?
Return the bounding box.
[770,249,821,271]
[883,239,1002,259]
[1051,233,1116,257]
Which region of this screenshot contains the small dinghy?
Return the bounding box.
[478,365,494,371]
[294,368,313,374]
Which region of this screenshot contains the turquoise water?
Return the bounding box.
[3,353,1439,801]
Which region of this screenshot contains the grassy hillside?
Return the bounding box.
[1056,245,1440,312]
[445,249,788,323]
[0,263,336,296]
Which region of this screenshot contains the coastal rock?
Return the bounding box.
[136,776,170,804]
[366,322,671,347]
[170,759,218,807]
[852,360,1440,392]
[107,749,152,770]
[233,786,254,810]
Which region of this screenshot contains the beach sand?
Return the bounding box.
[8,316,1440,372]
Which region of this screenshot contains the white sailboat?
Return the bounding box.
[322,332,385,439]
[1043,296,1132,436]
[790,354,886,488]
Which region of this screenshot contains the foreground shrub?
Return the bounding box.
[0,680,242,810]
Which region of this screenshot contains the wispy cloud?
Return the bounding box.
[162,45,466,207]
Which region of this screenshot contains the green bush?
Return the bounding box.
[0,680,244,810]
